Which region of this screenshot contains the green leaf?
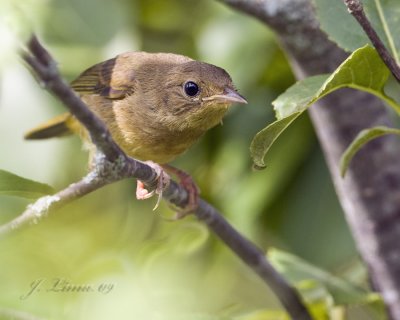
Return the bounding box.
[275,45,398,119]
[273,75,329,119]
[251,45,400,168]
[340,126,400,177]
[267,248,372,305]
[313,0,368,53]
[250,113,301,169]
[314,0,400,63]
[235,309,289,320]
[0,169,55,199]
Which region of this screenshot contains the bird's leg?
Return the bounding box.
[161,164,200,219]
[135,162,199,217]
[136,161,170,210]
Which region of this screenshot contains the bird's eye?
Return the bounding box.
[184,81,199,97]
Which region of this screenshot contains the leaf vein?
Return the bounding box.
[374,0,400,64]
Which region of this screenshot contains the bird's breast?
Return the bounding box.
[119,125,204,163]
[113,109,203,163]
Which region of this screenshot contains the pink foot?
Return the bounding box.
[136,180,154,200]
[135,161,170,210]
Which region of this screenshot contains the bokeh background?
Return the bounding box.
[0,0,363,319]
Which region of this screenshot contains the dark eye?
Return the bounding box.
[184,81,199,97]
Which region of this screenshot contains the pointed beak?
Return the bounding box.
[203,87,248,105]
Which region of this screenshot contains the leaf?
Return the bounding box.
[0,169,54,199]
[275,45,398,119]
[250,45,400,168]
[340,126,400,177]
[273,75,329,119]
[313,0,368,53]
[235,309,289,320]
[250,113,301,169]
[267,248,372,305]
[314,0,400,63]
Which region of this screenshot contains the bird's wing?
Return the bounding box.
[71,57,133,99]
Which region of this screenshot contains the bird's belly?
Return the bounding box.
[124,141,189,163]
[116,130,202,164]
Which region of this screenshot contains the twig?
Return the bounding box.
[1,35,313,320]
[196,200,312,319]
[343,0,400,83]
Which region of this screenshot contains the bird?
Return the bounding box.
[25,51,247,215]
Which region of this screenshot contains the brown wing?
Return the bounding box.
[71,57,133,99]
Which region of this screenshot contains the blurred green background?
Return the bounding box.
[0,0,365,319]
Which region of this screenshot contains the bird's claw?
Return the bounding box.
[135,181,155,199]
[135,162,199,218]
[135,161,170,210]
[162,165,199,219]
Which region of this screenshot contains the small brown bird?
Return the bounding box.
[25,52,247,212]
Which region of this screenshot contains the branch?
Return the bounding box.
[195,200,311,319]
[343,0,400,83]
[1,35,312,320]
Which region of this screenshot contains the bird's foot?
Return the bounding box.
[136,161,170,210]
[161,164,199,219]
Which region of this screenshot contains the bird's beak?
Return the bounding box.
[203,87,248,105]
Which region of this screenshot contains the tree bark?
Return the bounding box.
[220,0,400,318]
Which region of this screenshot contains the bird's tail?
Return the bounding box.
[24,113,79,140]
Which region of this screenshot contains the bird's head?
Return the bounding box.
[159,60,247,132]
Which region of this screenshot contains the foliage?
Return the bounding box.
[251,45,400,170]
[0,0,392,319]
[340,126,400,177]
[310,0,400,173]
[246,1,400,318]
[314,0,400,62]
[0,169,54,199]
[252,0,400,180]
[266,249,385,319]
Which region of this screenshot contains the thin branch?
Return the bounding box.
[2,35,313,320]
[196,199,312,319]
[343,0,400,83]
[0,171,112,235]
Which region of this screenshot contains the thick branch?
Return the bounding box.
[219,0,400,319]
[1,35,312,320]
